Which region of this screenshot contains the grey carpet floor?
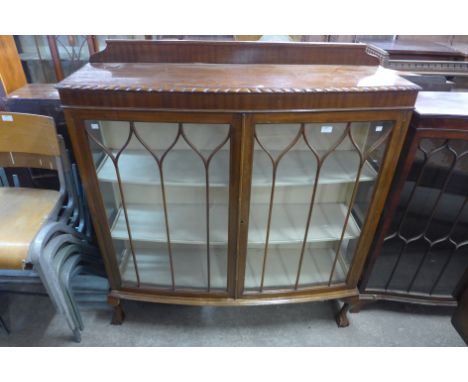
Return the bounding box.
[0,291,465,346]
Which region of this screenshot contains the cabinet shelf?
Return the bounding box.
[119,246,227,290]
[110,202,360,245]
[119,244,347,290]
[245,246,348,289]
[97,149,376,187]
[110,203,228,245]
[249,203,360,244]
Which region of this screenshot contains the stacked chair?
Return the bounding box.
[0,112,105,342]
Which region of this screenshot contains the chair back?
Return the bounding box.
[0,112,60,170]
[0,112,90,234]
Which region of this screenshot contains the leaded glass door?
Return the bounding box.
[85,116,236,294]
[243,118,395,293]
[365,134,468,299]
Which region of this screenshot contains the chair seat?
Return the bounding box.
[0,187,60,269]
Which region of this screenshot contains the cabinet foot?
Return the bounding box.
[108,296,125,325]
[111,303,125,325]
[349,299,371,313]
[335,302,350,327]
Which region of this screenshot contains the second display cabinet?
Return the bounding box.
[359,92,468,308]
[57,40,419,325]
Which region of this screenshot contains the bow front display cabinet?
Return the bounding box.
[57,40,420,326]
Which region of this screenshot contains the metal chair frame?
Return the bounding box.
[0,112,100,342]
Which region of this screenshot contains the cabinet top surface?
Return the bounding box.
[57,62,419,94]
[8,84,59,100]
[415,91,468,118]
[366,40,463,57]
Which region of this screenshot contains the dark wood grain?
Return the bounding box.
[57,61,419,111]
[452,286,468,344]
[7,84,60,100]
[90,40,385,65]
[58,41,419,111]
[58,87,418,111]
[47,36,64,81]
[59,62,419,94]
[367,40,465,61]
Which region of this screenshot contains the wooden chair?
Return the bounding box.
[0,112,100,342]
[0,113,64,269]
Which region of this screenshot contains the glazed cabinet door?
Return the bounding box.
[241,114,399,294]
[365,133,468,300]
[81,114,240,295]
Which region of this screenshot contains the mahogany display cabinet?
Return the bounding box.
[56,40,419,326]
[358,92,468,311]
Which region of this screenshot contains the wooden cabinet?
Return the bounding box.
[452,272,468,344]
[367,39,468,78]
[360,92,468,308]
[57,40,419,325]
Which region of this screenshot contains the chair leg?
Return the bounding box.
[36,237,83,336]
[29,221,99,341]
[73,328,81,343]
[34,234,82,312]
[55,246,103,335]
[60,259,85,331]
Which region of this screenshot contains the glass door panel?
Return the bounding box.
[245,120,394,292]
[86,120,230,292]
[367,138,468,296]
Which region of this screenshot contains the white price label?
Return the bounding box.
[321,125,333,133]
[1,115,13,122]
[375,125,383,132]
[91,123,100,130]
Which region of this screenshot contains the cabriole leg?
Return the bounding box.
[335,295,366,326]
[336,302,350,328]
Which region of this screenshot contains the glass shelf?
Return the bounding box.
[97,149,377,187]
[244,245,349,289]
[119,243,348,291]
[110,203,228,244]
[97,149,230,188]
[248,203,360,244]
[119,244,227,290]
[109,202,360,245]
